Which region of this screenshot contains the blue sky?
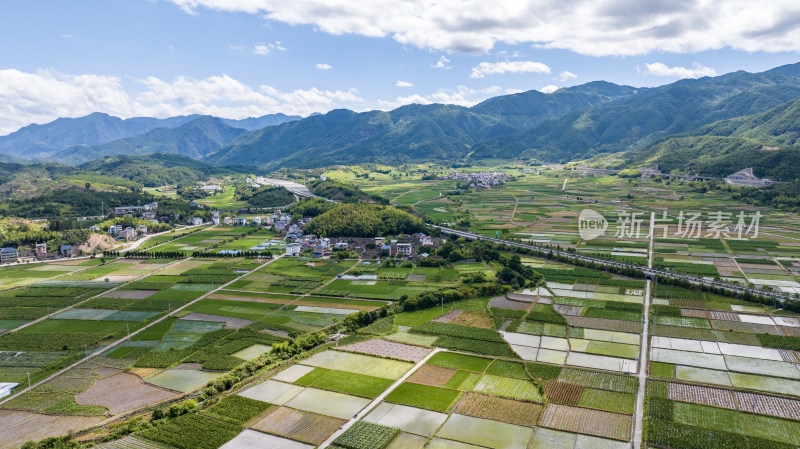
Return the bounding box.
[1,0,799,134]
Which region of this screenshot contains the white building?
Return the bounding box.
[286,243,301,257]
[252,216,262,226]
[192,217,204,226]
[0,247,18,264]
[396,243,412,256]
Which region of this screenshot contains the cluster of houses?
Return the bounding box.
[284,233,441,259]
[211,210,301,231]
[113,202,159,221]
[106,224,150,241]
[0,242,73,264]
[440,171,509,189]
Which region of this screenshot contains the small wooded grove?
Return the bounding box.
[304,203,426,237]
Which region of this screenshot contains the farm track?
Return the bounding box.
[0,255,285,410]
[9,257,191,333]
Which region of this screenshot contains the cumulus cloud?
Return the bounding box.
[315,63,332,70]
[253,41,286,55]
[558,71,578,81]
[0,69,363,135]
[165,0,800,56]
[432,56,452,69]
[470,61,551,78]
[378,85,502,109]
[541,85,559,93]
[395,80,414,87]
[644,62,717,78]
[0,69,133,135]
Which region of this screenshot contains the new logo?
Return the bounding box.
[578,209,608,240]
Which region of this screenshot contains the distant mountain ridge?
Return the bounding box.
[206,81,639,167]
[53,116,250,164]
[3,62,800,171]
[471,64,800,161]
[0,112,301,160]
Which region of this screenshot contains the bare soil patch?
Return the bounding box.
[337,339,431,363]
[0,410,104,449]
[455,393,542,427]
[75,372,179,415]
[249,406,346,445]
[408,364,456,387]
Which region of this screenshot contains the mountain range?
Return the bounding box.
[2,62,800,177]
[0,112,301,160]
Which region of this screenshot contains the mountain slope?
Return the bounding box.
[620,97,800,180]
[471,64,800,161]
[221,113,301,131]
[0,113,201,159]
[78,153,244,186]
[0,112,301,160]
[53,116,248,164]
[206,83,638,167]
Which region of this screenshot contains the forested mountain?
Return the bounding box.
[618,97,800,180]
[471,64,800,161]
[79,153,244,186]
[53,117,249,164]
[3,63,800,170]
[206,83,638,167]
[0,112,200,159]
[0,113,301,160]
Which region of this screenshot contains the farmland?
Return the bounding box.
[4,165,800,449]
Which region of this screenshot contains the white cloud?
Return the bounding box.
[644,62,717,78]
[166,0,800,56]
[395,80,414,87]
[315,63,332,70]
[0,69,134,135]
[558,71,577,81]
[378,85,502,109]
[470,61,551,79]
[541,85,559,94]
[0,69,363,135]
[230,42,285,55]
[505,88,525,94]
[432,56,452,69]
[253,41,286,55]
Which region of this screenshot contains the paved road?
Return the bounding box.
[318,348,443,449]
[633,212,655,449]
[432,225,791,303]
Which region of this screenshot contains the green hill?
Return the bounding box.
[55,116,248,164]
[79,154,244,187]
[623,97,800,180]
[471,64,800,161]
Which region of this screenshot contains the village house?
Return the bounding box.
[285,243,301,257]
[60,245,73,257]
[0,247,18,264]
